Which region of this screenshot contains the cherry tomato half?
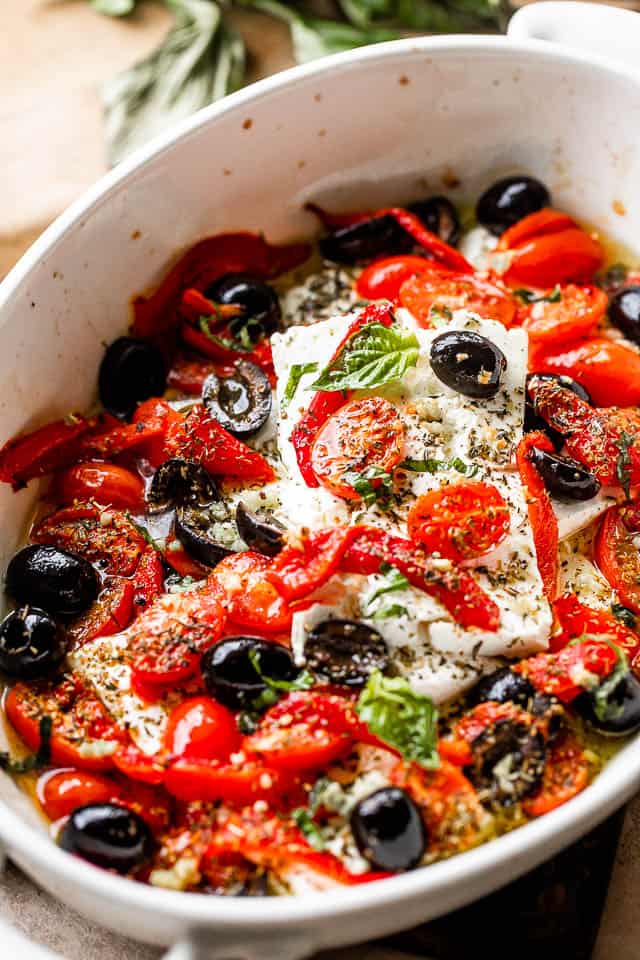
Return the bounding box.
[54,462,145,511]
[595,503,640,614]
[399,272,517,328]
[38,768,120,821]
[209,551,292,633]
[32,504,146,577]
[519,284,608,344]
[522,734,589,817]
[164,697,240,762]
[407,482,510,562]
[356,256,453,302]
[529,337,640,408]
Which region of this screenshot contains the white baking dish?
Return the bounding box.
[1,4,640,957]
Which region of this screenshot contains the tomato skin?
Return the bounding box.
[515,432,559,600]
[595,504,640,615]
[516,638,617,703]
[65,577,134,648]
[399,272,517,329]
[407,482,510,562]
[164,759,302,807]
[209,552,292,633]
[310,397,405,500]
[54,462,145,511]
[519,284,608,344]
[529,337,640,408]
[356,256,452,301]
[32,503,146,576]
[497,209,604,287]
[38,769,119,821]
[552,593,640,661]
[522,733,589,817]
[497,209,576,251]
[165,697,240,762]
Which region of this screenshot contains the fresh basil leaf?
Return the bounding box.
[371,603,408,620]
[514,285,562,305]
[103,0,246,165]
[310,322,419,392]
[291,808,326,850]
[282,363,318,410]
[612,603,637,630]
[0,716,52,774]
[400,456,477,477]
[344,465,393,508]
[91,0,137,15]
[198,315,252,353]
[365,565,409,610]
[356,670,439,768]
[615,430,635,501]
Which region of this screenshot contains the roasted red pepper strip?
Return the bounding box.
[132,233,310,342]
[181,320,275,380]
[342,526,500,631]
[179,288,242,324]
[168,352,234,394]
[290,303,394,487]
[78,417,166,460]
[552,593,640,661]
[515,638,617,703]
[381,207,473,273]
[65,577,134,649]
[267,526,360,602]
[0,415,95,490]
[131,548,165,618]
[516,431,559,601]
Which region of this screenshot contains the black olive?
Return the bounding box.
[235,502,285,557]
[202,361,272,438]
[476,176,550,236]
[529,447,600,501]
[59,803,152,873]
[201,636,298,709]
[467,667,536,709]
[147,458,219,513]
[574,671,640,736]
[174,501,239,568]
[204,273,281,341]
[0,606,65,679]
[6,545,99,617]
[530,692,565,740]
[430,330,507,399]
[410,195,460,247]
[525,373,592,449]
[350,787,426,872]
[98,337,166,420]
[464,717,546,807]
[305,619,389,686]
[609,286,640,345]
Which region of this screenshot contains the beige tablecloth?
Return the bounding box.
[1,3,640,957]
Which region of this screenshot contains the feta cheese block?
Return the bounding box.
[272,308,553,694]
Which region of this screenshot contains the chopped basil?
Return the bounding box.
[345,465,394,508]
[513,285,562,304]
[615,430,635,500]
[198,315,260,353]
[356,671,439,768]
[364,565,409,611]
[371,603,408,620]
[400,456,478,477]
[282,362,318,410]
[310,322,419,392]
[291,808,326,851]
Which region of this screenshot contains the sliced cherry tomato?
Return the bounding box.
[32,503,146,576]
[5,678,125,771]
[130,548,164,617]
[516,638,617,703]
[529,337,640,408]
[164,759,302,807]
[595,503,640,615]
[552,593,640,661]
[165,404,274,483]
[128,590,226,686]
[516,432,559,600]
[519,284,608,344]
[342,526,500,631]
[522,733,589,817]
[497,208,604,287]
[38,768,120,821]
[407,481,510,563]
[399,271,517,328]
[132,398,181,468]
[54,462,145,511]
[112,744,165,785]
[0,415,95,490]
[132,232,310,343]
[243,691,356,771]
[164,697,240,762]
[310,397,405,500]
[266,526,359,602]
[356,255,453,301]
[209,551,292,633]
[65,577,134,649]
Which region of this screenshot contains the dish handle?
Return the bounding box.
[508,0,640,69]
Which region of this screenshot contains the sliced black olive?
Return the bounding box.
[530,692,565,740]
[201,636,298,709]
[430,330,507,399]
[525,373,592,449]
[147,458,219,513]
[204,273,281,340]
[305,619,389,686]
[574,671,640,736]
[350,787,426,872]
[98,337,166,420]
[59,803,152,873]
[609,285,640,345]
[174,501,239,568]
[410,195,460,247]
[464,717,546,806]
[0,606,65,679]
[529,447,600,501]
[6,545,99,617]
[476,176,550,236]
[467,667,536,709]
[202,361,272,438]
[235,502,285,557]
